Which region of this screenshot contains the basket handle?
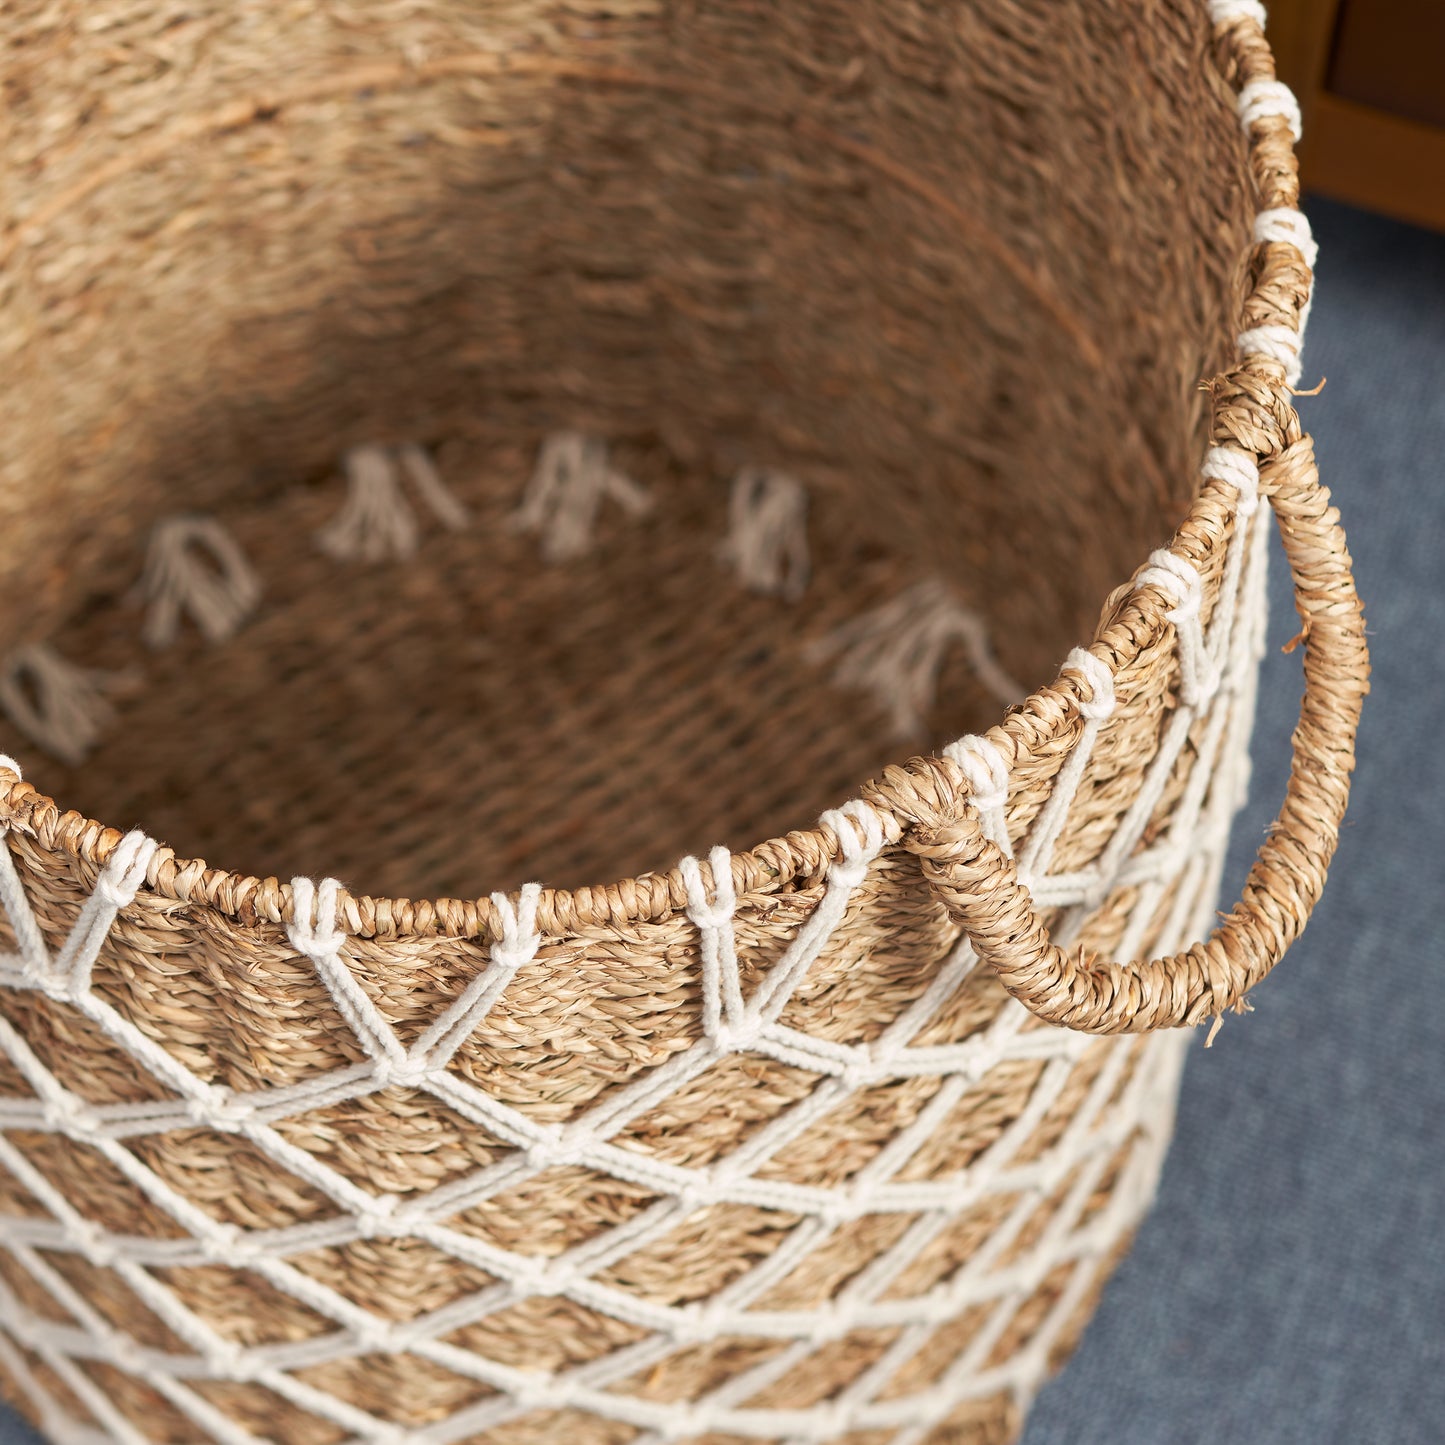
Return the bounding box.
[905,435,1368,1035]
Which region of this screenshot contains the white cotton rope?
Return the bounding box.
[1254,207,1319,360]
[1254,206,1319,270]
[1208,0,1267,28]
[1011,649,1116,884]
[1065,647,1116,722]
[0,638,1248,1445]
[943,733,1013,856]
[1136,549,1221,709]
[1237,78,1303,144]
[1202,446,1261,518]
[1237,322,1307,387]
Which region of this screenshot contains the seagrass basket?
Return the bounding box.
[0,1,1368,1442]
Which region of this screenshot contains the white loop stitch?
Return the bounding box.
[288,876,408,1076]
[1064,648,1116,722]
[93,831,158,911]
[813,578,1025,739]
[943,734,1009,815]
[319,445,420,562]
[397,442,471,531]
[820,801,886,887]
[44,828,159,999]
[1237,322,1306,386]
[943,733,1012,856]
[1137,549,1200,617]
[400,882,544,1081]
[489,882,544,971]
[1254,206,1319,269]
[1209,0,1266,25]
[286,876,345,957]
[318,443,470,563]
[1237,78,1303,143]
[1136,550,1220,709]
[681,845,746,1046]
[1202,446,1261,517]
[680,847,737,931]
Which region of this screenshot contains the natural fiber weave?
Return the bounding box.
[0,2,1367,1443]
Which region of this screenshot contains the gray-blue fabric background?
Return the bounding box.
[3,197,1439,1443]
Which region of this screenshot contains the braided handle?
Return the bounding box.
[907,435,1368,1035]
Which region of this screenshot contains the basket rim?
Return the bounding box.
[0,1,1310,941]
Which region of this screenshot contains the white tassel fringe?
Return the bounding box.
[812,578,1024,740]
[511,431,651,562]
[0,644,126,767]
[318,443,470,563]
[718,468,810,601]
[140,515,261,650]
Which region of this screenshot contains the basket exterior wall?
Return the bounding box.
[0,487,1270,1443]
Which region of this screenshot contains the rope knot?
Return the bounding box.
[187,1086,255,1134]
[199,1223,248,1264]
[74,1220,117,1270]
[350,1319,397,1357]
[355,1192,405,1240]
[524,1129,570,1172]
[838,1048,880,1092]
[370,1053,430,1091]
[205,1340,255,1383]
[43,1094,98,1140]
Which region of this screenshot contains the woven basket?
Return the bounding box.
[0,2,1367,1442]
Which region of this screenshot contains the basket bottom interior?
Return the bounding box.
[31,433,1026,897]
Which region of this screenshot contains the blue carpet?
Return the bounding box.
[3,197,1439,1443]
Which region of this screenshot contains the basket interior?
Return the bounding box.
[0,0,1252,896]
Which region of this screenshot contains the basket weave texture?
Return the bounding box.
[0,2,1367,1444]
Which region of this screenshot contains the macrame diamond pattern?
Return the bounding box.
[0,463,1269,1445]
